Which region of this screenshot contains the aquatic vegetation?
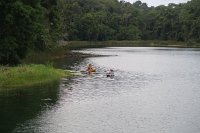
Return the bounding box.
[0,64,72,88]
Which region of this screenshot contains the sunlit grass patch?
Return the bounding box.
[0,64,72,88]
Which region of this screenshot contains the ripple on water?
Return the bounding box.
[60,64,160,103]
[13,47,200,133]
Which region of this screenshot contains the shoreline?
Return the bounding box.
[62,40,200,50]
[2,40,199,90]
[24,40,200,64]
[64,51,109,58]
[0,64,73,89]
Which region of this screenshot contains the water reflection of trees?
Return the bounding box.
[0,82,60,133]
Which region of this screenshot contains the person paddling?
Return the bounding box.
[86,64,96,74]
[106,69,114,77]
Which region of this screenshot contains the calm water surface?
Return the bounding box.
[1,47,200,133]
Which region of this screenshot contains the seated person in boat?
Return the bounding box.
[86,64,96,74]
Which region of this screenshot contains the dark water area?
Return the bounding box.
[1,47,200,133]
[0,82,60,133]
[0,57,80,133]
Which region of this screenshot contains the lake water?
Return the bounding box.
[1,47,200,133]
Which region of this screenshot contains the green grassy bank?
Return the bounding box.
[0,64,72,89]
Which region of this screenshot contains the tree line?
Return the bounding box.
[65,0,200,42]
[0,0,64,65]
[0,0,200,65]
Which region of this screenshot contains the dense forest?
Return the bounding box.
[0,0,64,64]
[0,0,200,65]
[65,0,200,42]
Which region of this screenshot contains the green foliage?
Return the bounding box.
[0,64,71,88]
[0,0,200,65]
[64,0,200,44]
[0,37,20,65]
[0,0,65,65]
[0,1,39,65]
